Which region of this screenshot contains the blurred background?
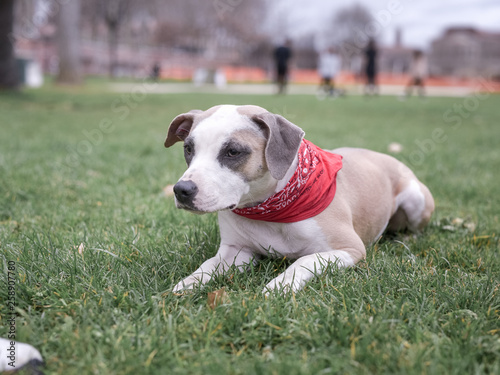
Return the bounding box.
[1,0,499,92]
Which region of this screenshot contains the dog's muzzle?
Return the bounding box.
[173,180,198,207]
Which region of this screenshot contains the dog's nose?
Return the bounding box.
[173,180,198,205]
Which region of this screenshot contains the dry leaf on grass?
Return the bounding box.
[439,217,476,233]
[207,288,228,309]
[71,243,85,254]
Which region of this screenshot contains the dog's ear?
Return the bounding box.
[164,110,203,147]
[252,112,305,180]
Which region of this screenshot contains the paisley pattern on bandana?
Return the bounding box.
[232,139,343,223]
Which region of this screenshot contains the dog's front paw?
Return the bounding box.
[264,279,289,296]
[263,278,294,296]
[264,273,305,296]
[173,280,195,293]
[172,281,192,293]
[172,274,204,293]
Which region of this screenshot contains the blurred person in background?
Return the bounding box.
[318,46,342,97]
[404,50,427,98]
[363,38,378,96]
[274,39,293,94]
[150,62,161,81]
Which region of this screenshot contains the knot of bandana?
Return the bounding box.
[232,139,343,223]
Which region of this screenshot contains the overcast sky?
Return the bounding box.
[267,0,500,49]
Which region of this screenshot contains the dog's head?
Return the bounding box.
[165,105,304,213]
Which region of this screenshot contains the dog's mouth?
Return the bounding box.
[175,201,205,214]
[176,202,237,214]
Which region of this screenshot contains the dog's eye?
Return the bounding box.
[184,144,193,155]
[225,148,240,157]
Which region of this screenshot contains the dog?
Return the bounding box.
[165,105,434,294]
[0,338,43,374]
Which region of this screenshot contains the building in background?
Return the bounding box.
[378,28,414,75]
[429,27,500,79]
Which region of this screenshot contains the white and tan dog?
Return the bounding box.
[165,105,434,294]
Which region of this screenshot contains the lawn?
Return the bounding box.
[0,82,499,374]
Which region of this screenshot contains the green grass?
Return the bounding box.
[1,82,499,374]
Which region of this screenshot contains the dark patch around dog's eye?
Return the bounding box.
[184,139,195,165]
[217,141,251,170]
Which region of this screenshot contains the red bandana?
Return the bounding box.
[232,139,343,223]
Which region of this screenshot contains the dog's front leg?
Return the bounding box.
[264,249,358,295]
[173,245,254,292]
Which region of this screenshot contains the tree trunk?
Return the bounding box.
[56,0,82,84]
[0,0,18,89]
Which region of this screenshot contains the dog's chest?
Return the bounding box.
[218,212,330,259]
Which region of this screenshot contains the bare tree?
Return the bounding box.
[325,4,374,61]
[0,0,18,89]
[56,0,82,84]
[79,0,271,71]
[153,1,218,48]
[154,0,269,66]
[100,0,131,77]
[218,0,268,48]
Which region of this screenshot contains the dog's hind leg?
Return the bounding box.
[388,179,434,233]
